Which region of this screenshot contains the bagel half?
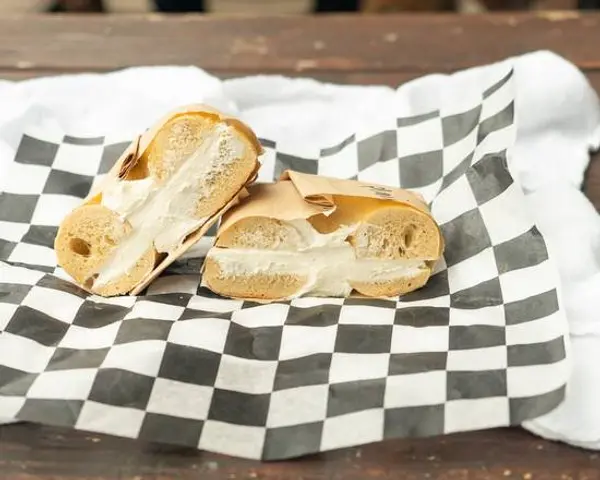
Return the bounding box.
[55,105,262,296]
[202,176,443,301]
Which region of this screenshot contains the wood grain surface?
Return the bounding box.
[1,423,599,480]
[0,13,599,76]
[1,12,600,480]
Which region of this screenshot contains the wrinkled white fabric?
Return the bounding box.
[0,51,599,450]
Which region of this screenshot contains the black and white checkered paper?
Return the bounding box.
[0,69,569,459]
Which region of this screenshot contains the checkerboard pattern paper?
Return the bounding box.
[0,69,569,460]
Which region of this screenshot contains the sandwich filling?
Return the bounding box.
[204,219,428,298]
[94,123,245,288]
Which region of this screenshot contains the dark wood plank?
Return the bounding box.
[1,423,599,480]
[0,13,599,75]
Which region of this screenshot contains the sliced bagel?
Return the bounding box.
[202,179,443,301]
[55,105,262,296]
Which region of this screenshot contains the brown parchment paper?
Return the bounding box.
[216,170,434,242]
[280,170,430,212]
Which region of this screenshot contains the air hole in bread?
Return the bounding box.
[403,225,416,249]
[69,238,91,257]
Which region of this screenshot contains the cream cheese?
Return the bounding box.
[95,123,245,288]
[204,219,426,299]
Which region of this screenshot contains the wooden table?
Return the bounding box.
[1,12,600,480]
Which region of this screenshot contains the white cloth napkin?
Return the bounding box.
[0,50,599,450]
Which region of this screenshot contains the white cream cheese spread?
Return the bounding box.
[95,123,245,288]
[204,219,426,298]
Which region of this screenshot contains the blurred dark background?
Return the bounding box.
[10,0,600,14]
